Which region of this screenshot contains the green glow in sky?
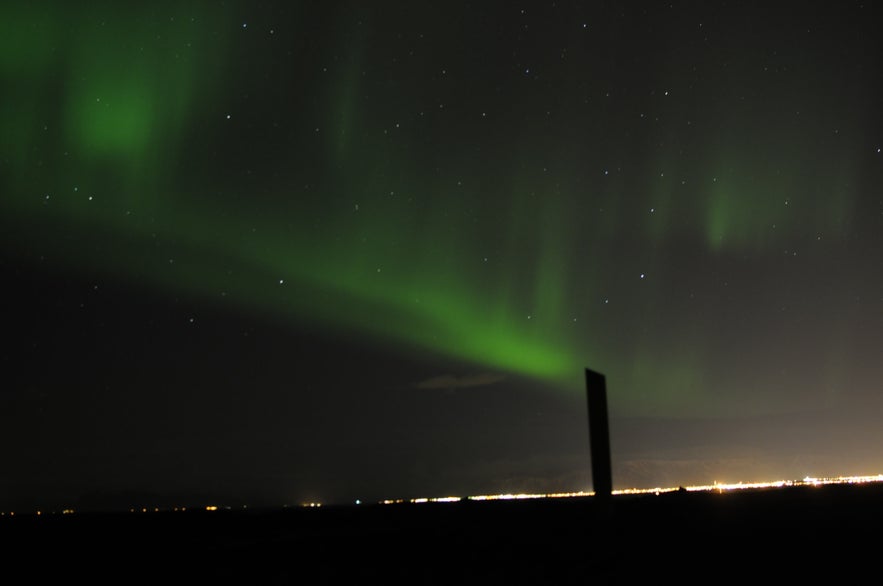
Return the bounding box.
[2,2,876,419]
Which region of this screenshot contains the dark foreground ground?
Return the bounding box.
[4,482,882,584]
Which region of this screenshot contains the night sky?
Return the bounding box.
[2,1,882,510]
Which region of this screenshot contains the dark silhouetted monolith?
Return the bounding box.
[585,368,612,499]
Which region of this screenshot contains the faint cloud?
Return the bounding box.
[415,372,507,391]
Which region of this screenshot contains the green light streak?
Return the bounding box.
[66,75,155,157]
[1,1,870,416]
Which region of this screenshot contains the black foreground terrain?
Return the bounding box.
[4,481,881,584]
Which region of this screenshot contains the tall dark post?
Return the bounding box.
[585,368,612,499]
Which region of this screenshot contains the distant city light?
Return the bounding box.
[376,474,883,506]
[5,474,883,518]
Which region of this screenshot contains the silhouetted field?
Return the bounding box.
[4,482,881,584]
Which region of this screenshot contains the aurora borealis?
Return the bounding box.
[2,1,883,508]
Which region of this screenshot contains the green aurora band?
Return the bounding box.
[1,3,870,416]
